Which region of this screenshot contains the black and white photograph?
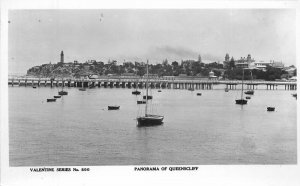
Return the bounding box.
[1,0,299,185]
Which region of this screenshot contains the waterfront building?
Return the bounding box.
[271,60,284,69]
[283,66,296,77]
[208,71,218,80]
[289,76,297,81]
[88,74,99,79]
[62,62,75,67]
[162,76,176,80]
[224,53,262,69]
[120,73,137,79]
[143,73,159,79]
[251,61,272,71]
[83,63,92,70]
[235,54,255,69]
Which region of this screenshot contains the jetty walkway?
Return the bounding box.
[8,77,297,90]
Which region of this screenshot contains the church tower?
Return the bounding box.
[223,53,230,69]
[225,53,230,62]
[198,54,202,63]
[60,51,64,63]
[247,54,251,62]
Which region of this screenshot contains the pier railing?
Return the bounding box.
[8,76,297,90]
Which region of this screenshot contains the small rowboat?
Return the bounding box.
[54,95,61,98]
[143,95,153,100]
[267,107,275,111]
[244,90,254,95]
[132,90,141,95]
[47,98,56,102]
[137,100,146,104]
[108,106,120,110]
[58,90,68,95]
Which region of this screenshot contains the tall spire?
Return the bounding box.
[60,51,64,63]
[198,54,202,63]
[225,53,230,62]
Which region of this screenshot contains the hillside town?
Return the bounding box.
[26,51,297,81]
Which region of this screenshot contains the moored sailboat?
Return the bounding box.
[245,70,254,95]
[58,89,68,95]
[132,73,141,95]
[235,69,248,105]
[58,79,68,95]
[137,60,164,127]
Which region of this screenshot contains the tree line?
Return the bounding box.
[27,59,295,81]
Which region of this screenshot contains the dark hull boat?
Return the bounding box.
[33,86,37,89]
[235,99,247,105]
[143,95,153,100]
[132,90,141,95]
[137,60,164,127]
[54,95,61,98]
[108,106,120,110]
[246,96,251,99]
[197,93,202,96]
[244,90,254,95]
[58,91,68,95]
[47,98,56,102]
[137,114,164,127]
[158,90,162,92]
[137,100,146,104]
[267,107,275,111]
[225,88,229,92]
[292,93,297,99]
[79,88,86,91]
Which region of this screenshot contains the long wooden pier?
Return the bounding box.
[8,77,297,90]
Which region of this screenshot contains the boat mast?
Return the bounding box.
[145,60,149,116]
[250,70,253,86]
[61,77,64,91]
[136,71,139,91]
[241,68,244,100]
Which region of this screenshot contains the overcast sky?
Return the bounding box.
[8,9,296,74]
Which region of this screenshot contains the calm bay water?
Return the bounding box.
[9,85,297,166]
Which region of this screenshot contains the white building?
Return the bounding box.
[270,60,284,69]
[208,71,218,80]
[250,61,273,71]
